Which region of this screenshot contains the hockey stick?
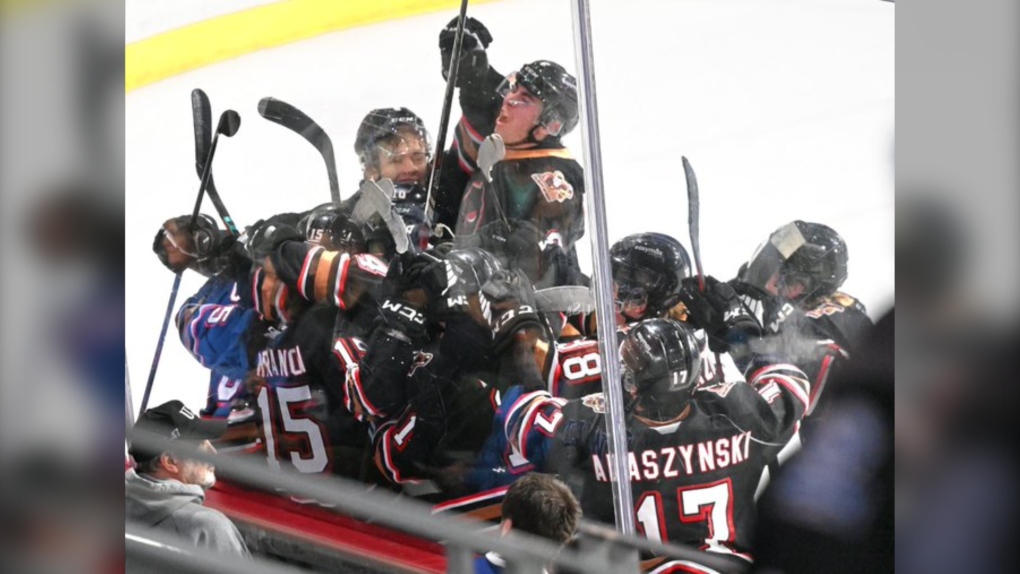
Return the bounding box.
[191,89,217,201]
[139,107,240,417]
[423,0,471,228]
[191,91,243,237]
[257,97,340,203]
[534,285,594,315]
[138,274,182,417]
[189,110,242,234]
[682,156,706,292]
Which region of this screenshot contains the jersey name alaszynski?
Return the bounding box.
[589,430,753,483]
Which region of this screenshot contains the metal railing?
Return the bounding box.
[125,429,744,573]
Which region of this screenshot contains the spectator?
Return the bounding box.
[475,473,581,573]
[126,400,249,557]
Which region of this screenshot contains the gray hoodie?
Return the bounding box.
[125,469,250,558]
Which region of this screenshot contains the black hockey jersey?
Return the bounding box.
[503,361,810,562]
[252,303,369,478]
[454,145,586,289]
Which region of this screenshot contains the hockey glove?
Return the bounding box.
[377,298,430,349]
[479,220,543,280]
[439,17,492,84]
[728,280,796,336]
[385,250,447,304]
[482,269,543,356]
[678,275,762,353]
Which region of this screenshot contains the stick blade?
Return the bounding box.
[191,89,213,178]
[682,155,706,290]
[535,286,594,315]
[219,110,241,137]
[257,97,276,119]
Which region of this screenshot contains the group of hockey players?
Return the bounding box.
[143,16,873,570]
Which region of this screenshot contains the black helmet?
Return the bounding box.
[244,217,303,261]
[622,318,702,421]
[300,202,366,253]
[300,202,340,243]
[354,108,432,167]
[740,221,848,304]
[153,214,222,273]
[499,60,579,137]
[610,232,691,320]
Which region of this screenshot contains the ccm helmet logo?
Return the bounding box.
[381,301,426,324]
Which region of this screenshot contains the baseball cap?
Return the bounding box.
[128,400,228,462]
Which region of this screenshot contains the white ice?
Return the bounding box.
[127,0,893,416]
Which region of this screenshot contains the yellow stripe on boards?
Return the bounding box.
[126,0,495,92]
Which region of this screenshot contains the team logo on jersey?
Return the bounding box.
[700,381,737,397]
[532,171,574,203]
[806,292,858,319]
[408,351,434,376]
[581,393,607,414]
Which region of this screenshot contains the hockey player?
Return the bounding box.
[494,318,810,568]
[733,220,872,420]
[549,232,749,401]
[354,107,432,190]
[343,108,434,258]
[456,59,585,289]
[241,224,375,478]
[175,217,388,478]
[153,214,254,417]
[430,19,585,288]
[357,248,547,494]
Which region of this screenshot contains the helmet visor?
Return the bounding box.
[613,262,668,313]
[741,222,808,293]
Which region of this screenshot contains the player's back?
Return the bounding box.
[560,383,786,561]
[255,303,367,477]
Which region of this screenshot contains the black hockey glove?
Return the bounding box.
[376,297,430,349]
[481,269,543,356]
[479,220,543,280]
[439,16,492,84]
[678,275,762,354]
[728,280,796,335]
[385,249,447,304]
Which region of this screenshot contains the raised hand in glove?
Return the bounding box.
[438,16,492,83]
[481,269,542,356]
[678,275,762,353]
[376,297,430,349]
[384,250,447,306]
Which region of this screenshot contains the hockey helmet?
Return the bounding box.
[497,60,579,137]
[153,213,222,273]
[354,108,432,168]
[741,221,848,304]
[244,217,303,261]
[621,318,702,420]
[610,232,691,320]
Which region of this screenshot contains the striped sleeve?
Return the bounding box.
[747,362,811,438]
[271,241,380,309]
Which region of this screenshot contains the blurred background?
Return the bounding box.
[0,0,1017,572]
